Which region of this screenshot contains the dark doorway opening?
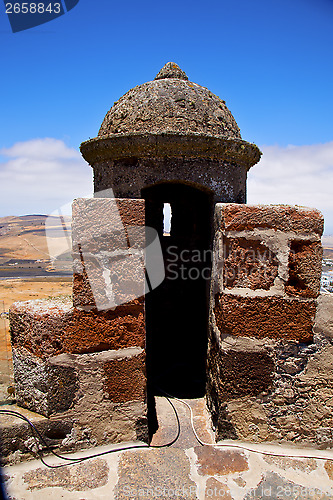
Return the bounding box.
[143,182,213,404]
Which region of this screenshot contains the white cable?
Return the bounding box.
[170,394,333,461]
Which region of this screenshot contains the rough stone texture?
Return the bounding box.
[218,203,324,236]
[65,301,145,352]
[243,472,332,500]
[9,299,73,358]
[206,202,326,447]
[205,290,333,446]
[206,333,333,446]
[11,346,148,446]
[194,446,249,476]
[12,347,79,416]
[223,237,279,290]
[72,197,146,310]
[115,448,198,499]
[154,61,189,81]
[206,344,274,403]
[0,406,74,463]
[286,240,323,298]
[314,293,333,339]
[22,459,109,491]
[103,351,146,403]
[92,155,249,203]
[214,294,316,342]
[205,478,233,500]
[98,62,241,140]
[10,299,145,357]
[72,198,145,245]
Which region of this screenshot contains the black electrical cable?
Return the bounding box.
[3,391,333,471]
[0,409,82,462]
[155,389,333,462]
[150,394,181,448]
[0,395,181,469]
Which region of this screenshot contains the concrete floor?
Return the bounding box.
[4,397,333,499]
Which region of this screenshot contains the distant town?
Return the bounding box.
[322,257,333,293]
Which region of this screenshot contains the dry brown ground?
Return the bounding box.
[0,278,72,386]
[0,277,72,311]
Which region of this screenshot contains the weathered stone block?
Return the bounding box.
[218,204,324,235]
[72,198,145,245]
[103,353,146,403]
[10,298,145,358]
[73,251,146,310]
[286,240,323,298]
[214,294,316,341]
[115,448,198,500]
[64,300,145,353]
[22,459,110,492]
[10,300,73,358]
[50,347,148,444]
[223,237,279,290]
[314,293,333,340]
[13,346,147,421]
[0,409,74,464]
[72,198,146,310]
[12,347,79,416]
[208,347,274,402]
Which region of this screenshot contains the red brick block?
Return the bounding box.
[219,204,324,236]
[10,298,145,359]
[10,300,73,359]
[214,294,316,342]
[65,300,145,354]
[103,350,146,403]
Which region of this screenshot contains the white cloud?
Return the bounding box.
[0,138,93,216]
[247,141,333,234]
[1,138,79,161]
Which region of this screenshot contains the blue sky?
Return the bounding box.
[0,0,333,232]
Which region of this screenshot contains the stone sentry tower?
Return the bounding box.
[79,62,261,401]
[9,63,325,453]
[81,62,260,202]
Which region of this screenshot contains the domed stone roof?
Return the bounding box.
[98,62,242,140]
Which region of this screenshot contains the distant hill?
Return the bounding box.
[0,215,72,277]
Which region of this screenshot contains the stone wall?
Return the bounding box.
[81,134,259,203]
[9,198,149,450]
[206,203,330,447]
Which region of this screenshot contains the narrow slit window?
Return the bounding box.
[163,203,172,236]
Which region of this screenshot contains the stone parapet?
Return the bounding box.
[211,203,323,302]
[214,294,316,342]
[72,197,146,310]
[9,298,145,357]
[217,203,324,235]
[8,196,150,452]
[207,203,326,447]
[12,345,147,442]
